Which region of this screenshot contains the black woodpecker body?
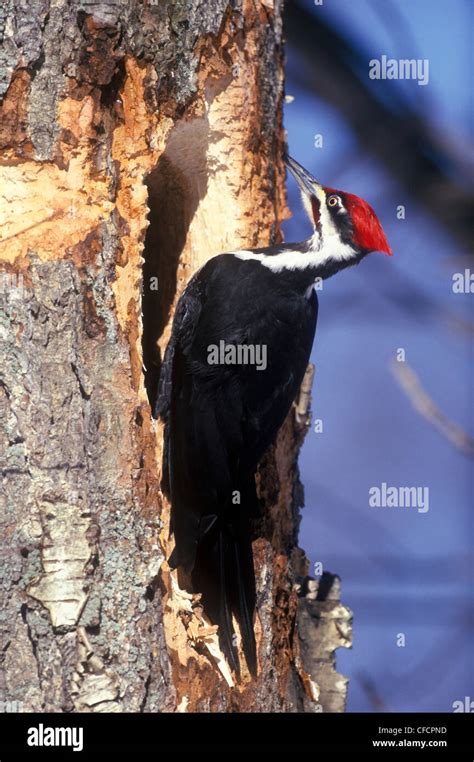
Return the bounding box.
[156,156,392,676]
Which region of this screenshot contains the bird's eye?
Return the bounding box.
[328,195,340,207]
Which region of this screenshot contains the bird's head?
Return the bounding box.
[285,155,392,269]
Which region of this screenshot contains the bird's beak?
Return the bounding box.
[285,155,325,204]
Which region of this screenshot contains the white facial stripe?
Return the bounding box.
[313,236,356,265]
[300,190,314,223]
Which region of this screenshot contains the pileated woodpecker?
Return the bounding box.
[156,155,392,676]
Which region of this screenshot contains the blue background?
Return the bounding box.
[283,0,473,712]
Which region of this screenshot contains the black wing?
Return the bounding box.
[157,253,318,673]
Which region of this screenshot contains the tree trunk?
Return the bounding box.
[0,0,351,713]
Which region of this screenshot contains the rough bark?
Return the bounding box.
[0,0,351,713]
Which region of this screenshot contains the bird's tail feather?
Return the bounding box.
[192,517,257,676]
[229,525,257,675]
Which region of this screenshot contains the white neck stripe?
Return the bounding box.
[231,235,356,273]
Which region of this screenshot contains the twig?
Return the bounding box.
[390,359,474,458]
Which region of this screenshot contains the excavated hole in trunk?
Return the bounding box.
[142,156,187,411]
[142,119,210,413]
